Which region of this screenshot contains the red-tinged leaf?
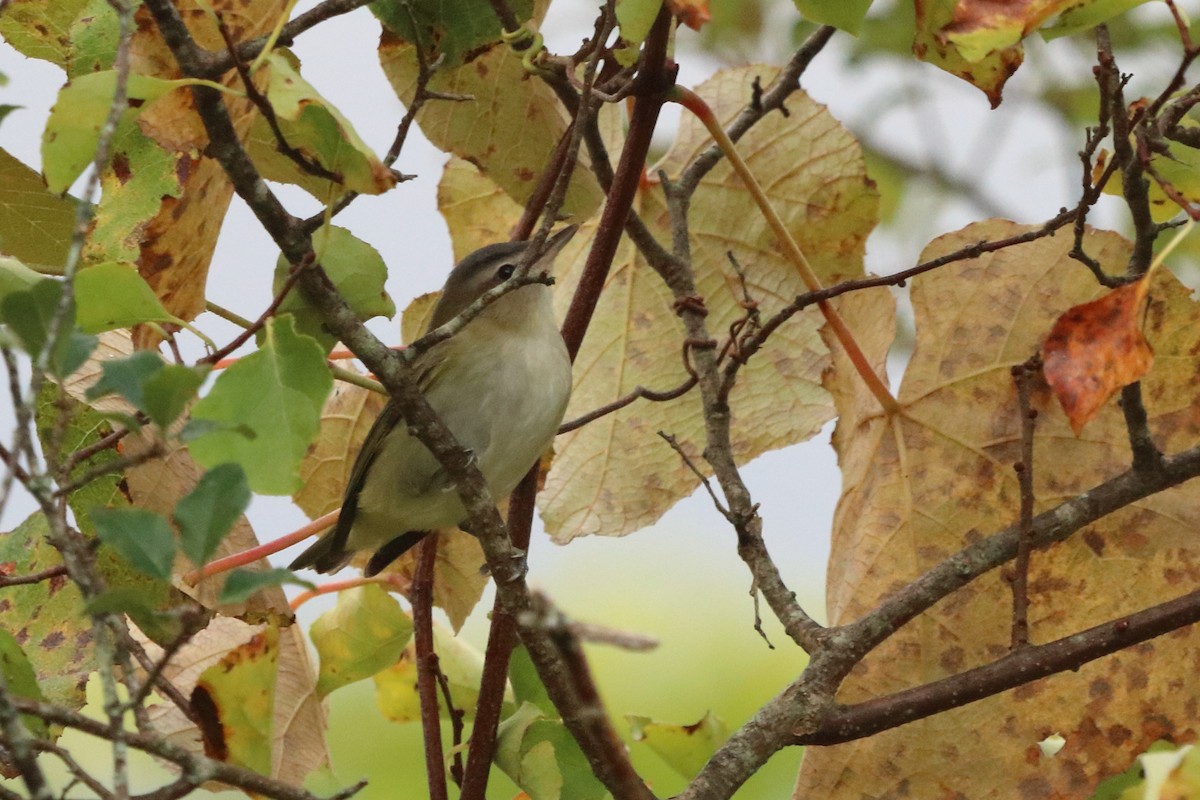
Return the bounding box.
[1042,275,1153,435]
[666,0,710,29]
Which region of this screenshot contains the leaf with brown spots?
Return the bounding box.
[0,514,91,714]
[627,711,729,779]
[0,0,90,66]
[796,220,1200,799]
[1043,274,1153,435]
[914,0,1150,106]
[192,623,280,774]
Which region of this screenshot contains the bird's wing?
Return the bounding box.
[289,345,452,573]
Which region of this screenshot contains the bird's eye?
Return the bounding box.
[496,263,516,280]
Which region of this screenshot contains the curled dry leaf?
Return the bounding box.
[665,0,712,30]
[798,221,1200,799]
[1042,274,1153,435]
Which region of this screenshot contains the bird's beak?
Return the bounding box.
[528,224,580,274]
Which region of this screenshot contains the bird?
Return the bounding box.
[289,226,577,576]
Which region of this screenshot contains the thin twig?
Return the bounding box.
[558,376,697,434]
[197,252,314,365]
[1009,357,1038,649]
[659,431,730,518]
[0,564,68,588]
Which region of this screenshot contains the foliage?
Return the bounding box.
[1,0,1200,799]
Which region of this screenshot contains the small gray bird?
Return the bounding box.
[290,226,577,575]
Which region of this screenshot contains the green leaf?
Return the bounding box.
[496,703,607,800]
[189,315,333,494]
[374,623,487,722]
[616,0,662,45]
[371,0,535,67]
[74,261,179,333]
[91,507,176,581]
[312,584,413,698]
[0,629,50,737]
[66,0,121,75]
[141,363,207,428]
[1041,0,1153,40]
[274,226,395,350]
[85,109,184,265]
[85,585,173,624]
[509,645,555,717]
[243,52,395,198]
[0,278,97,376]
[0,147,76,270]
[42,71,178,194]
[86,349,165,410]
[34,382,125,535]
[793,0,873,34]
[627,711,729,779]
[174,463,252,567]
[0,256,49,300]
[218,568,313,605]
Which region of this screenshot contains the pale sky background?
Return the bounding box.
[0,0,1193,673]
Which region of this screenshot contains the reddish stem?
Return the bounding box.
[183,509,338,585]
[288,573,405,611]
[412,536,448,800]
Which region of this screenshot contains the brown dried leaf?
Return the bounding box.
[797,221,1200,799]
[1043,275,1153,435]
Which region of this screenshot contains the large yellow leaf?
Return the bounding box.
[796,221,1200,799]
[544,65,874,540]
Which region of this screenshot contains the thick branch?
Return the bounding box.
[801,587,1200,744]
